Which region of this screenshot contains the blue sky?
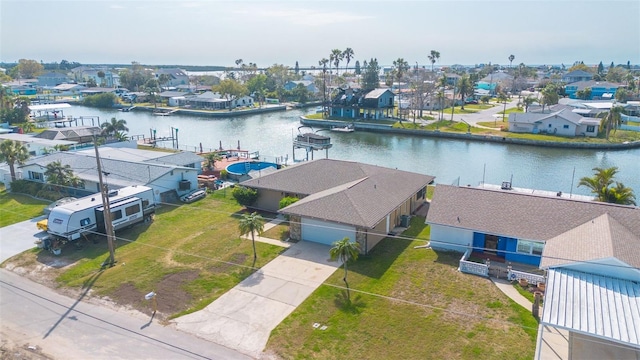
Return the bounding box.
[1,0,638,68]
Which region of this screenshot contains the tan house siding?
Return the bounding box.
[289,215,302,241]
[365,219,388,253]
[253,189,284,212]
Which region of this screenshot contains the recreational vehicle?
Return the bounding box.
[43,185,156,243]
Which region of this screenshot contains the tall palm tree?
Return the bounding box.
[330,49,343,78]
[319,58,329,117]
[392,58,409,118]
[329,237,360,302]
[599,106,624,140]
[522,96,536,113]
[577,167,636,205]
[343,48,354,74]
[101,117,129,137]
[0,139,29,182]
[428,50,440,72]
[239,212,264,263]
[497,92,509,122]
[508,54,515,68]
[44,160,84,195]
[204,152,222,171]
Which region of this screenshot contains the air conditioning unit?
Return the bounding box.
[178,180,191,191]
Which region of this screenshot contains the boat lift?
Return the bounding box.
[292,126,333,161]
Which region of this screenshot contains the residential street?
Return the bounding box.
[0,269,252,360]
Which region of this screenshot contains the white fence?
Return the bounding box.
[458,250,489,277]
[508,269,545,285]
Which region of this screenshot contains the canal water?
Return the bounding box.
[68,105,639,197]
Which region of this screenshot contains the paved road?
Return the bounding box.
[0,269,252,360]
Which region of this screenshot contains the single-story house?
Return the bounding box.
[241,159,434,254]
[425,184,639,267]
[508,107,600,137]
[34,126,101,144]
[19,147,202,202]
[0,133,76,156]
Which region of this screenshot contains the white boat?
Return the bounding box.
[330,125,355,133]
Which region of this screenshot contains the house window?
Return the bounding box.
[587,125,595,132]
[516,240,544,255]
[29,171,43,181]
[563,125,569,129]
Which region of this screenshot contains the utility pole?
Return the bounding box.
[93,135,116,267]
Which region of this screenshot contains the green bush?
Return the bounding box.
[219,169,228,180]
[232,186,258,206]
[82,93,117,108]
[279,196,299,209]
[10,179,44,196]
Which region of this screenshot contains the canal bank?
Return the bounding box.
[299,117,640,151]
[133,104,287,117]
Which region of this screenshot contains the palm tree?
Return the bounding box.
[44,160,84,195]
[392,58,409,118]
[319,58,329,117]
[428,50,440,72]
[204,152,222,171]
[599,106,624,140]
[605,182,636,206]
[343,48,354,74]
[457,75,472,110]
[329,237,360,302]
[0,139,29,182]
[497,92,509,123]
[330,49,343,78]
[508,54,515,68]
[238,212,264,263]
[579,167,636,205]
[522,96,536,113]
[101,117,129,137]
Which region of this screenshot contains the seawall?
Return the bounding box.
[300,117,640,150]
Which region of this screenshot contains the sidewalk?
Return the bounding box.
[491,278,538,310]
[241,215,291,248]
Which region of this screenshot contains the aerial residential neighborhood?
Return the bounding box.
[1,1,639,359]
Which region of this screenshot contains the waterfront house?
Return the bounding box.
[34,126,99,144]
[241,159,434,254]
[154,68,189,87]
[330,88,395,120]
[564,80,622,100]
[508,107,600,137]
[561,69,593,84]
[37,72,70,87]
[283,80,319,94]
[19,146,202,202]
[176,91,229,110]
[425,184,639,268]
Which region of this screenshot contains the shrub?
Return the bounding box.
[10,179,44,196]
[219,169,228,180]
[279,196,299,209]
[232,186,258,206]
[82,93,117,108]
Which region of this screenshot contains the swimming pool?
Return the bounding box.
[226,161,278,175]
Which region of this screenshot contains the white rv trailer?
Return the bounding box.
[46,185,156,242]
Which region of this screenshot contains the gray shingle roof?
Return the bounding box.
[243,159,435,228]
[34,127,101,141]
[426,185,640,243]
[509,108,585,126]
[364,88,392,99]
[540,214,640,269]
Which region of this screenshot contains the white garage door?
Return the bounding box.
[301,218,356,245]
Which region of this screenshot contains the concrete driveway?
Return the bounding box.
[174,241,339,358]
[0,215,46,263]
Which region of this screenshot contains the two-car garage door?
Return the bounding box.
[301,218,356,245]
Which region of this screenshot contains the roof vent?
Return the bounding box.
[108,190,118,197]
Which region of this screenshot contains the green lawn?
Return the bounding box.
[0,185,48,227]
[266,217,537,360]
[464,103,496,111]
[499,107,524,115]
[441,106,479,114]
[4,191,285,319]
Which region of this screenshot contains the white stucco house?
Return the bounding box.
[508,107,600,137]
[19,146,203,203]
